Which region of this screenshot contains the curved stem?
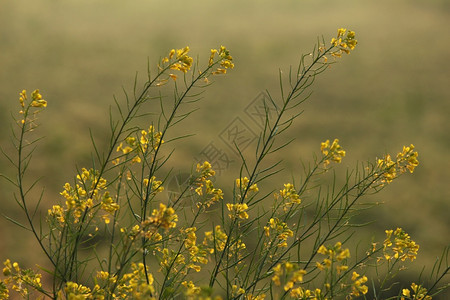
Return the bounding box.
[209,44,333,289]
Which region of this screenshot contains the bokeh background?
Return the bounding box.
[1,0,449,297]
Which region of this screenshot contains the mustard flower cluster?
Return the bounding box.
[61,281,105,299]
[1,260,42,299]
[147,203,178,230]
[115,263,155,299]
[230,284,246,297]
[316,242,351,275]
[181,280,199,298]
[120,224,143,243]
[330,28,357,58]
[209,46,234,75]
[227,203,249,220]
[382,228,419,262]
[397,144,420,173]
[401,283,432,300]
[158,248,183,275]
[118,203,176,258]
[143,176,165,196]
[183,227,209,272]
[316,243,368,298]
[274,183,301,212]
[52,168,119,224]
[19,89,47,109]
[228,238,247,261]
[181,281,202,299]
[376,144,419,184]
[180,281,245,300]
[137,223,162,245]
[194,161,224,208]
[203,225,246,262]
[272,262,308,295]
[264,217,294,248]
[320,139,346,167]
[196,161,216,179]
[140,125,164,151]
[289,287,323,300]
[94,263,155,299]
[0,260,158,299]
[236,176,259,192]
[235,176,259,201]
[18,89,47,125]
[159,45,233,83]
[349,271,368,298]
[203,225,228,253]
[115,125,164,165]
[161,46,194,75]
[247,293,266,300]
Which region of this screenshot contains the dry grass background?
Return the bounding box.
[1,0,449,296]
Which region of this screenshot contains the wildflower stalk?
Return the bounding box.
[61,62,176,288]
[242,156,326,292]
[138,56,230,288]
[208,38,344,290]
[243,162,380,295]
[100,51,231,298]
[159,206,202,297]
[13,95,55,297]
[3,30,449,300]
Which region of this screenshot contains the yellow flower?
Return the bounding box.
[169,46,193,73]
[376,145,419,186]
[227,203,249,219]
[397,144,419,173]
[265,218,293,247]
[321,139,345,167]
[383,228,419,262]
[48,205,65,224]
[196,161,216,178]
[182,281,201,297]
[169,49,175,59]
[209,46,233,75]
[336,265,348,274]
[97,271,110,280]
[316,262,325,271]
[278,183,301,211]
[232,285,245,296]
[19,90,27,108]
[284,269,307,291]
[249,183,259,193]
[30,89,47,107]
[203,225,228,252]
[336,248,350,261]
[402,289,411,297]
[271,264,282,286]
[337,28,347,38]
[236,177,250,189]
[176,46,190,59]
[350,272,368,296]
[317,245,328,255]
[147,203,178,229]
[331,28,357,57]
[30,99,47,107]
[209,49,218,66]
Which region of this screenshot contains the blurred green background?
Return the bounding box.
[1,0,449,296]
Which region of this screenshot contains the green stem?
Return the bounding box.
[209,43,333,289]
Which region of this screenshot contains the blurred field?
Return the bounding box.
[1,0,449,296]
